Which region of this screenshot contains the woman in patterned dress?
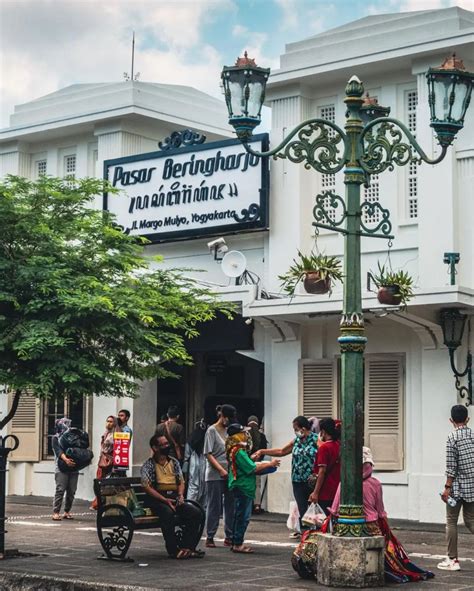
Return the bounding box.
[253,416,318,533]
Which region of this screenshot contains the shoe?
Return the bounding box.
[437,557,460,571]
[224,538,233,547]
[205,538,216,548]
[289,532,300,539]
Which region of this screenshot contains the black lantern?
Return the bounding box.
[360,93,391,125]
[427,55,474,147]
[221,52,270,141]
[440,308,472,406]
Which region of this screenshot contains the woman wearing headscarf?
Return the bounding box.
[293,447,435,583]
[226,423,279,553]
[184,419,208,507]
[331,448,435,583]
[90,415,119,510]
[52,417,76,521]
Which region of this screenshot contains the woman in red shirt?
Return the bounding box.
[308,418,340,515]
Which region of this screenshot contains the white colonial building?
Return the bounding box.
[1,6,473,523]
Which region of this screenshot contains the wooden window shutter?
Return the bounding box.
[364,356,404,471]
[7,390,41,462]
[300,359,337,418]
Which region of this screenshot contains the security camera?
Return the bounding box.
[207,237,227,252]
[207,237,228,260]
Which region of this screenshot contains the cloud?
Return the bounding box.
[0,0,236,128]
[274,0,300,30]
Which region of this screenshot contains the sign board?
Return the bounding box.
[103,134,269,243]
[113,432,131,468]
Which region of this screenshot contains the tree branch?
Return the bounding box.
[0,389,22,431]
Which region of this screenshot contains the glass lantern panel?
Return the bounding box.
[247,80,263,118]
[229,81,245,117]
[433,76,452,121]
[450,80,470,122]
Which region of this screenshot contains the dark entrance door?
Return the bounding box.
[156,315,264,434]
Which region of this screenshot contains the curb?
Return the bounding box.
[0,572,156,591]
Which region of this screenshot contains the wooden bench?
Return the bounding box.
[94,476,205,561]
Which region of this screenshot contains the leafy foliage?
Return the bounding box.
[278,251,343,296]
[0,175,230,420]
[371,262,414,306]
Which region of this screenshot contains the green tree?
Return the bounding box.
[0,175,229,429]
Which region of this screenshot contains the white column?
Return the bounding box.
[266,338,302,514]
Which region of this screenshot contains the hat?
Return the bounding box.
[227,423,246,437]
[247,415,259,426]
[363,446,374,466]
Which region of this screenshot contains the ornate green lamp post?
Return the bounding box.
[221,54,473,544]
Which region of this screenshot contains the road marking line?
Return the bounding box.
[409,552,474,564]
[12,520,61,527]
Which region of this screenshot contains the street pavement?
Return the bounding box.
[1,497,473,590]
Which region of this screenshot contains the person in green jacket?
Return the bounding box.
[225,423,280,553]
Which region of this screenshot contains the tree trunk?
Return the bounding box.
[0,389,22,431]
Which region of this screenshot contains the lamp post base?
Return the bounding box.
[317,534,385,588]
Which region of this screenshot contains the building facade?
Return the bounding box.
[1,7,473,523]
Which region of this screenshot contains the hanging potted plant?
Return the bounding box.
[279,251,343,296]
[371,263,414,307]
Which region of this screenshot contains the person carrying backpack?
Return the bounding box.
[52,417,91,521]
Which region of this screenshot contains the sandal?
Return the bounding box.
[177,549,192,559]
[205,538,216,548]
[52,514,61,521]
[231,545,254,554]
[63,513,74,520]
[188,549,205,558]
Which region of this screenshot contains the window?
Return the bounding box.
[300,354,404,471]
[42,396,88,459]
[300,359,337,418]
[36,159,47,178]
[64,154,76,177]
[406,90,418,219]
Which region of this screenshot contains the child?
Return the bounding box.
[225,423,279,553]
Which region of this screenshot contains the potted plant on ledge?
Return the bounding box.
[371,263,414,307]
[279,251,343,296]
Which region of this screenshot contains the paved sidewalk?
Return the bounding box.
[1,497,473,590]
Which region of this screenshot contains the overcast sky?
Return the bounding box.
[0,0,472,128]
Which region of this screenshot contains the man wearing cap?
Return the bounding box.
[225,423,279,553]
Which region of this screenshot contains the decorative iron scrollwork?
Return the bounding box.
[360,200,393,237]
[274,121,346,174]
[159,129,206,151]
[360,117,449,174]
[360,121,421,174]
[233,203,261,223]
[242,118,348,175]
[313,190,347,231]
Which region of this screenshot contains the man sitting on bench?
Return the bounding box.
[141,434,204,559]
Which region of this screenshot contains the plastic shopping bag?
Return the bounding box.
[302,502,326,528]
[286,500,301,533]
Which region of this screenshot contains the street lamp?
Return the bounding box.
[440,308,472,406]
[220,53,473,552]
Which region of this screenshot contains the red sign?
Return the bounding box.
[113,432,131,468]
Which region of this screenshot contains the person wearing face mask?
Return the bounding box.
[308,417,341,515]
[141,434,204,559]
[203,403,236,548]
[226,423,280,553]
[253,416,318,534]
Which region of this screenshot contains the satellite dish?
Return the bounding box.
[221,250,247,278]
